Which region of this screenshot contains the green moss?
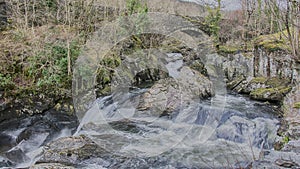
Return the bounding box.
[250,86,291,101]
[254,31,291,52]
[293,102,300,109]
[250,88,275,96]
[283,136,290,144]
[278,86,292,94]
[250,77,290,88]
[265,77,287,88]
[250,77,268,84]
[218,45,240,54]
[0,73,14,89]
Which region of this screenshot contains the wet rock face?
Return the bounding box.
[0,111,78,166]
[0,157,12,168]
[222,47,297,88]
[0,133,15,153]
[5,147,30,164]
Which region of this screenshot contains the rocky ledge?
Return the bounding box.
[228,76,292,103]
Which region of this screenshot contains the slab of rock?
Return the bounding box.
[37,135,108,165]
[250,87,291,102]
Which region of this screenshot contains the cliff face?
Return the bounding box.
[253,48,298,81]
[223,48,298,82]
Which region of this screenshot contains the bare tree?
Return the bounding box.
[264,0,299,58]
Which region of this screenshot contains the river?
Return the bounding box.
[0,89,280,168]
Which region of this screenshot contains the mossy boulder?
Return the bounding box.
[250,86,292,102]
[242,77,290,94]
[228,76,292,102]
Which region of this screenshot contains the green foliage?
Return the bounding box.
[121,0,149,36]
[126,0,148,15]
[27,41,81,91]
[283,136,290,144]
[0,73,14,89]
[204,0,222,45]
[45,0,57,9]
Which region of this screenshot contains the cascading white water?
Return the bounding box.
[74,90,280,168]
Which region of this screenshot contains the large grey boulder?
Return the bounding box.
[138,66,214,116]
[37,135,108,165]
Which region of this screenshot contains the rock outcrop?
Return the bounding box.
[223,48,296,103]
[137,66,214,116]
